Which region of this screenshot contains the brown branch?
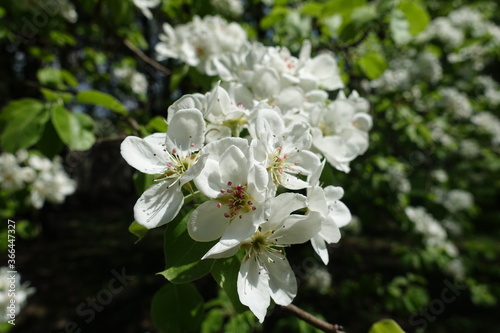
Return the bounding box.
[281,304,346,333]
[123,39,171,75]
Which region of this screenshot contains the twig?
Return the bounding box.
[123,39,171,75]
[281,303,346,333]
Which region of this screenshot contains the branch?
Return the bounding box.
[123,39,171,75]
[281,304,346,333]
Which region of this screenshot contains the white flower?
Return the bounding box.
[199,193,321,322]
[441,189,474,213]
[309,91,372,172]
[307,161,350,264]
[438,87,472,119]
[236,194,321,322]
[0,152,25,191]
[471,112,500,145]
[120,108,208,228]
[132,0,160,20]
[249,108,321,190]
[187,139,269,248]
[29,168,76,209]
[156,16,248,75]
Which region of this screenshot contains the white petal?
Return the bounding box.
[203,137,249,158]
[251,67,281,100]
[134,182,183,229]
[265,252,297,305]
[144,132,167,147]
[307,186,328,216]
[274,212,322,245]
[247,164,269,202]
[166,108,205,153]
[311,234,329,265]
[120,136,168,174]
[181,153,208,185]
[275,86,304,112]
[167,93,206,122]
[266,193,307,228]
[324,185,344,200]
[187,200,229,242]
[219,212,260,245]
[253,108,285,146]
[193,159,224,198]
[202,241,240,259]
[282,122,312,152]
[318,216,341,244]
[217,145,248,185]
[238,258,270,323]
[328,199,351,228]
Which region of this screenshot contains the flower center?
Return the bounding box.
[216,182,256,220]
[267,147,299,185]
[155,148,200,183]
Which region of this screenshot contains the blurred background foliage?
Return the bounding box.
[0,0,499,332]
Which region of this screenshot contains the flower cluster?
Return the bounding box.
[0,150,76,209]
[122,15,370,322]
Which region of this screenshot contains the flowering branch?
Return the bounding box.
[281,304,346,333]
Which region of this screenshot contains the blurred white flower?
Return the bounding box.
[471,112,500,145]
[132,0,161,20]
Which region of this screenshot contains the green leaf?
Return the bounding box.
[40,88,74,103]
[128,221,149,244]
[358,52,388,79]
[338,5,376,43]
[398,1,430,35]
[37,68,78,90]
[151,283,204,333]
[36,118,65,158]
[51,105,95,151]
[260,6,289,29]
[0,99,49,152]
[211,256,247,313]
[49,30,77,47]
[301,2,324,17]
[76,90,128,116]
[368,319,405,333]
[147,116,168,133]
[132,171,157,195]
[158,209,217,284]
[390,9,412,45]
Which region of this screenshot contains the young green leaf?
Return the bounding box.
[0,99,49,152]
[158,208,217,284]
[368,319,405,333]
[151,283,204,333]
[51,105,96,151]
[211,256,247,313]
[76,90,129,116]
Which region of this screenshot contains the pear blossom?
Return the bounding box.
[309,91,372,172]
[168,83,253,141]
[249,108,321,190]
[188,140,269,249]
[156,15,248,75]
[121,108,208,228]
[201,193,321,322]
[307,161,351,264]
